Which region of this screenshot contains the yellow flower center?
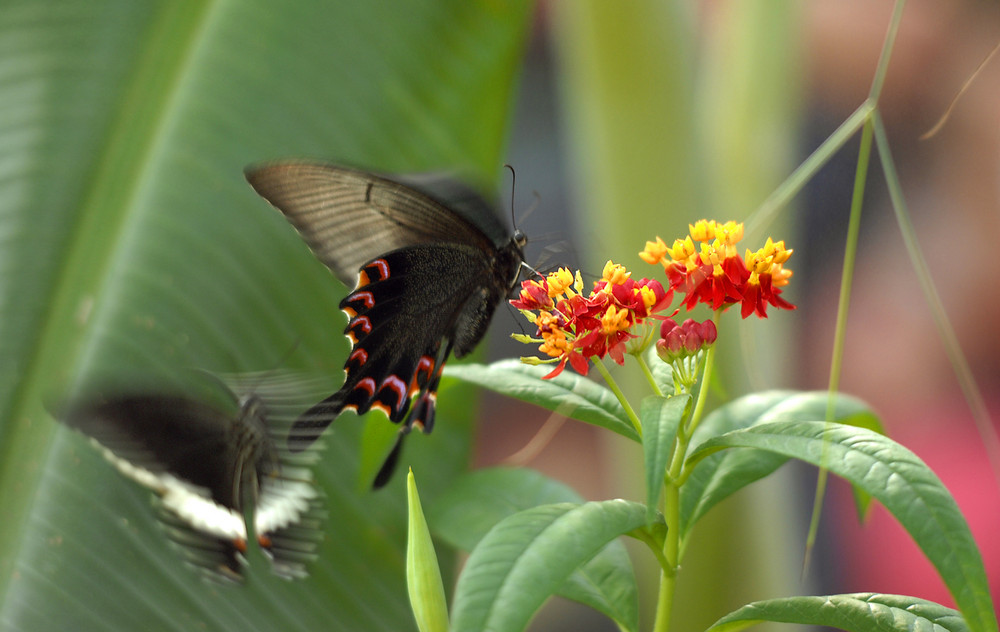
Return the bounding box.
[668,236,699,270]
[602,260,631,286]
[743,237,795,287]
[772,262,793,287]
[536,312,574,357]
[639,237,668,265]
[639,285,657,310]
[689,220,717,242]
[716,221,744,247]
[600,304,631,334]
[547,268,576,297]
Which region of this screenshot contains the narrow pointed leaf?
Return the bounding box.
[407,471,449,632]
[445,360,637,441]
[640,394,689,523]
[690,421,996,632]
[707,593,969,632]
[430,468,639,632]
[449,500,650,632]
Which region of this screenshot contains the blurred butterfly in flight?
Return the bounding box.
[57,375,325,581]
[245,162,528,486]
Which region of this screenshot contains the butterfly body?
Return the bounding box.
[59,385,323,581]
[245,163,526,477]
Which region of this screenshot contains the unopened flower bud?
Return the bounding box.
[699,319,718,346]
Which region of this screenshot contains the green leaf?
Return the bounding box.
[407,470,449,632]
[640,394,689,523]
[680,390,880,543]
[690,421,997,632]
[429,468,639,632]
[449,499,650,632]
[644,346,676,396]
[706,593,969,632]
[444,360,638,442]
[0,1,532,630]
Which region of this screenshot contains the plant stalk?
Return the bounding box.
[593,358,643,437]
[652,309,720,632]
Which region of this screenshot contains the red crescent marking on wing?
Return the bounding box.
[354,377,376,397]
[379,375,409,412]
[409,355,436,394]
[370,259,390,280]
[349,315,372,335]
[350,290,375,309]
[417,355,435,373]
[348,348,369,367]
[411,392,438,432]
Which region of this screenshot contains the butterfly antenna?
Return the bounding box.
[503,163,519,230]
[503,163,542,227]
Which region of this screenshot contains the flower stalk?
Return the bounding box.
[593,358,643,438]
[509,220,795,632]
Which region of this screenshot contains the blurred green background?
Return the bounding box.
[2,1,998,631]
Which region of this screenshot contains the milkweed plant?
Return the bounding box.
[404,220,995,632]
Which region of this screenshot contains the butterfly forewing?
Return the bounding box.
[245,163,502,285]
[57,382,325,581]
[63,395,243,506]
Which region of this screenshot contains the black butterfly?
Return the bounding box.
[57,378,324,581]
[245,162,527,484]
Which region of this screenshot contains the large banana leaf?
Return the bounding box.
[0,1,532,630]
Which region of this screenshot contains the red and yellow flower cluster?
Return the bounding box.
[512,220,794,378]
[511,262,671,378]
[640,220,794,319]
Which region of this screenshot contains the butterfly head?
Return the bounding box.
[502,228,529,289]
[512,228,528,256]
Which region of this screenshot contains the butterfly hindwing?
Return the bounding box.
[290,243,484,447]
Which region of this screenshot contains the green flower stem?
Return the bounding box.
[636,352,665,397]
[653,310,721,632]
[652,456,682,632]
[593,357,643,437]
[683,310,720,438]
